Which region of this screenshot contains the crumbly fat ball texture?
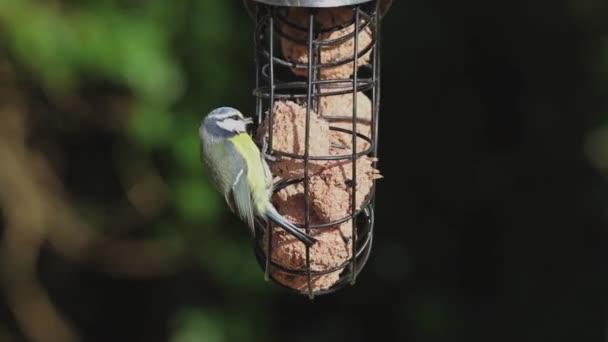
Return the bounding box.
[257,101,330,178]
[268,188,352,292]
[309,155,378,223]
[279,7,373,80]
[257,100,381,292]
[319,91,372,121]
[320,91,373,152]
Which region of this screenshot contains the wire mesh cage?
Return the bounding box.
[245,0,390,298]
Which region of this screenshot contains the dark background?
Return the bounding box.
[1,0,607,341]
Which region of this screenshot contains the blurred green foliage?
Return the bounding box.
[170,307,270,342]
[0,0,270,340]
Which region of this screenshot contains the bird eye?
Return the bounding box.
[229,115,241,120]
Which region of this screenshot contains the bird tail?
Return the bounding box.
[265,205,317,246]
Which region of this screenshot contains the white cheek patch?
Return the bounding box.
[217,118,246,133]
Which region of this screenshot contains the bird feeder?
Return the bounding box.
[244,0,391,298]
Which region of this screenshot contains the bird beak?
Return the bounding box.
[244,117,254,125]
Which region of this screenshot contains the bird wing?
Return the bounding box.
[260,152,273,190]
[224,140,256,235]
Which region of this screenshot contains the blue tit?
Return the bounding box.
[199,107,317,246]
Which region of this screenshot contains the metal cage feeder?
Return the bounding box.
[244,0,390,298]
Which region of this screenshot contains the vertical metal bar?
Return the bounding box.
[304,10,315,299]
[350,5,360,285]
[255,5,263,126]
[264,8,275,282]
[371,3,379,158]
[368,1,381,279]
[268,9,276,153]
[373,2,381,160]
[314,30,321,119]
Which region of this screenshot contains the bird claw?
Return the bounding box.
[262,137,276,162]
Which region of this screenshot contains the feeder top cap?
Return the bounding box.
[249,0,372,7]
[244,0,392,16]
